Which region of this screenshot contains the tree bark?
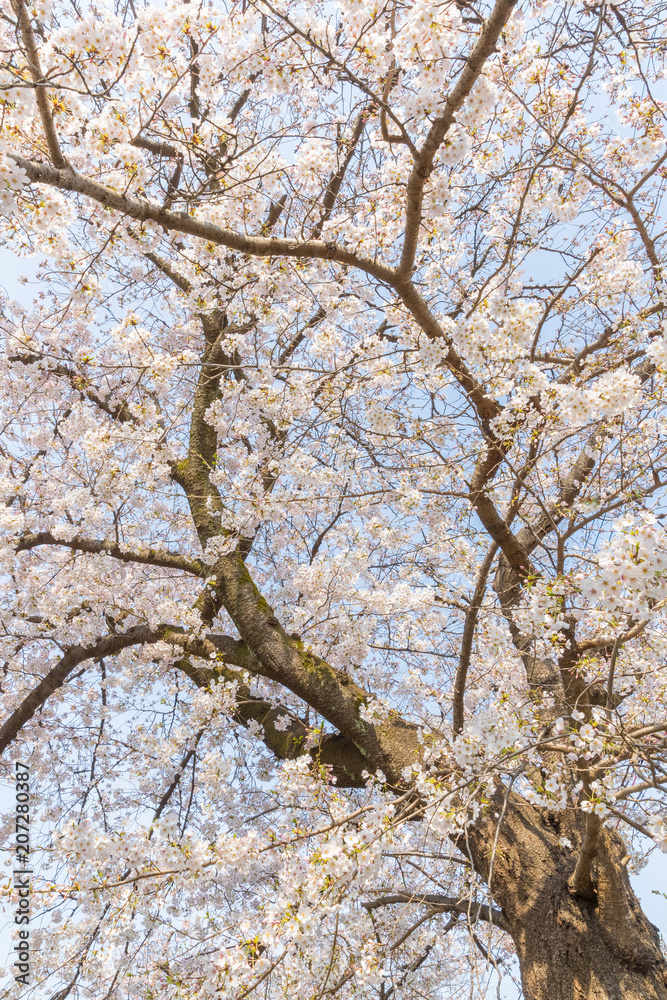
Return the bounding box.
[463,792,667,1000]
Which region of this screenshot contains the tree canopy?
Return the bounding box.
[2,0,667,997]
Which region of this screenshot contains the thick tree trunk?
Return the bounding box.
[465,793,667,1000]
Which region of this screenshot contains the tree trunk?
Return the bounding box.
[465,793,667,1000]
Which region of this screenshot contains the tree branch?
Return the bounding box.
[0,626,159,755]
[311,106,371,240]
[568,811,601,900]
[12,0,68,169]
[144,250,193,293]
[180,550,422,784]
[8,352,136,424]
[397,0,518,278]
[453,541,499,733]
[11,156,397,286]
[11,160,500,430]
[361,892,509,932]
[167,634,369,787]
[16,532,206,577]
[130,136,180,159]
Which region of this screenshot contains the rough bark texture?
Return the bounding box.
[463,793,667,1000]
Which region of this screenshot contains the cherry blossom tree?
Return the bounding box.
[2,0,667,996]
